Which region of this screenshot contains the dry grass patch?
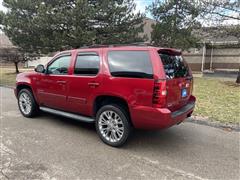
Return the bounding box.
[193,77,240,124]
[0,67,32,87]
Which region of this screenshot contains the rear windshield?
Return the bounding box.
[159,53,189,79]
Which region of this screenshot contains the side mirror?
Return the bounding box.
[35,64,45,73]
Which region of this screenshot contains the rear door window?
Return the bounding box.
[108,51,153,79]
[159,53,189,79]
[74,52,100,76]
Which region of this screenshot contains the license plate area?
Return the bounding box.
[181,88,187,98]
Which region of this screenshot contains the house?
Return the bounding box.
[0,33,20,66]
[183,26,240,72]
[0,33,52,68]
[0,33,15,48]
[139,17,156,43]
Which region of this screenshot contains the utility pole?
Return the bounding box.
[201,41,206,73]
[210,41,214,71]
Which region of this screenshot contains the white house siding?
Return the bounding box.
[26,57,52,67]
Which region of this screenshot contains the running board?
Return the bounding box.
[40,107,95,123]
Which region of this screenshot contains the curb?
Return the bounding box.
[186,118,240,132]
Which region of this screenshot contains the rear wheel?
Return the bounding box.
[18,89,39,117]
[96,104,131,147]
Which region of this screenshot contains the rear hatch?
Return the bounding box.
[158,49,193,111]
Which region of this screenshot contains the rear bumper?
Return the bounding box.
[171,102,195,119]
[131,96,196,129]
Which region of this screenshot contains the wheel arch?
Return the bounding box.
[93,95,133,126]
[16,83,39,103]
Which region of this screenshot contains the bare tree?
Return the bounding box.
[0,48,26,73]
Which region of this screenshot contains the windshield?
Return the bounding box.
[159,53,189,79]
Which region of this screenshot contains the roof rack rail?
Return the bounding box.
[79,42,153,49]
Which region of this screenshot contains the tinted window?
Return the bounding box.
[159,53,189,79]
[47,55,71,75]
[108,51,153,79]
[74,53,100,76]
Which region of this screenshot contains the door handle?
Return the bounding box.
[88,82,99,87]
[57,80,67,84]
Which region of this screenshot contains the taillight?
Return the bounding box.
[152,79,167,108]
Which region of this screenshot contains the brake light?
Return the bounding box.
[152,79,167,108]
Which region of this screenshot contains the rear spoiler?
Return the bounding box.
[158,48,182,56]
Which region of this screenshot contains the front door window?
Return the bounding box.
[47,55,71,75]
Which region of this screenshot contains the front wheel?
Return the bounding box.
[18,89,38,118]
[96,104,131,147]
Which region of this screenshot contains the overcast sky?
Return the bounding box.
[0,0,152,15]
[134,0,152,14]
[0,0,5,12]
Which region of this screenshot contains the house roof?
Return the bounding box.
[0,33,16,48]
[194,26,239,45]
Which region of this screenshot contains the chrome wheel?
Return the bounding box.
[19,92,32,115]
[98,110,124,143]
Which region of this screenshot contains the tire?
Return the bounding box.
[95,104,131,147]
[18,88,39,118]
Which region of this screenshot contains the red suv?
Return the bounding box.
[15,45,196,147]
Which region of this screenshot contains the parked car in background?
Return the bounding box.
[15,45,196,147]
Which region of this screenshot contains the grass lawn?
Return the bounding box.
[193,77,240,124]
[0,67,239,124]
[0,68,18,86]
[0,67,32,86]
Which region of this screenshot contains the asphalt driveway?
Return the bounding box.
[0,87,239,180]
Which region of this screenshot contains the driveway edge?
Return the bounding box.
[186,117,240,132]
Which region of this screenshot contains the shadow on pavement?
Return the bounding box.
[37,111,184,150]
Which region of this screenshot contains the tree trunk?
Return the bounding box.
[236,68,240,84]
[14,62,19,74]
